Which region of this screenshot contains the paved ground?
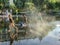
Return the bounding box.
[41,25,60,45]
[0,38,40,45]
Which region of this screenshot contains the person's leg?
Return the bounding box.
[14,33,18,40]
[10,34,14,45]
[10,34,18,45]
[10,38,14,45]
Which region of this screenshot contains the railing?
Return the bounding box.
[0,15,23,17]
[0,22,31,42]
[0,28,28,42]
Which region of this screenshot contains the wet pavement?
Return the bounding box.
[0,38,40,45]
[41,23,60,45]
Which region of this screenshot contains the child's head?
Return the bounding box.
[8,13,12,18]
[8,14,14,23]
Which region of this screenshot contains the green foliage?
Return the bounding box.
[0,0,9,9]
[55,2,60,9]
[48,0,57,3]
[0,0,60,11]
[13,0,25,9]
[43,0,60,10]
[0,3,4,9]
[9,4,16,9]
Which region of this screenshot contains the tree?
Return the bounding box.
[13,0,25,9]
[0,0,10,9]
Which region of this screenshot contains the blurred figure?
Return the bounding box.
[6,9,9,15]
[2,9,10,33]
[5,9,10,21]
[8,14,18,45]
[23,14,27,23]
[19,14,28,28]
[10,9,12,14]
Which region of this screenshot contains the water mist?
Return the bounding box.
[25,2,55,40]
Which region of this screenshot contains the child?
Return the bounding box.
[8,15,18,45]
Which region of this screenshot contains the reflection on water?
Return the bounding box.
[41,21,60,45]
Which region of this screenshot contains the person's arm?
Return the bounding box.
[25,16,28,23]
[24,16,28,23]
[8,25,11,32]
[14,25,18,33]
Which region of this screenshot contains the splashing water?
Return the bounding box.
[25,4,55,40]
